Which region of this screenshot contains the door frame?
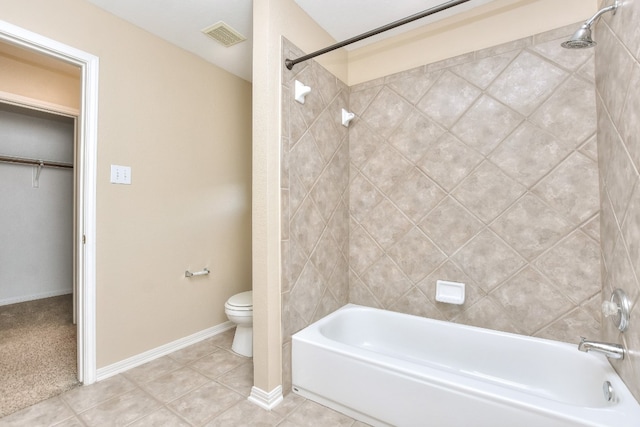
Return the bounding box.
[0,20,98,384]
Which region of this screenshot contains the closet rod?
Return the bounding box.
[0,154,73,169]
[284,0,472,70]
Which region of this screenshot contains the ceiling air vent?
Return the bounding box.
[201,21,246,47]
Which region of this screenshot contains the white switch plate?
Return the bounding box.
[110,165,131,184]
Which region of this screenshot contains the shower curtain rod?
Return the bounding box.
[0,154,73,169]
[285,0,473,70]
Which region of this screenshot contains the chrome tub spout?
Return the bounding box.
[578,337,625,360]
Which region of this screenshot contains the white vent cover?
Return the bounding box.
[201,21,246,47]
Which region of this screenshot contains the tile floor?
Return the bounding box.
[0,329,369,426]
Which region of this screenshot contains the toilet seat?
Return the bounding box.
[225,291,252,311]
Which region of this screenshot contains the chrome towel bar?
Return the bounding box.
[185,268,210,278]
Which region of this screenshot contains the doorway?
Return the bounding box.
[0,20,98,388]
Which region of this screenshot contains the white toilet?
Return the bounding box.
[224,290,253,357]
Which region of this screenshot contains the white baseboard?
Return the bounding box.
[248,385,284,410]
[96,321,234,381]
[0,289,72,306]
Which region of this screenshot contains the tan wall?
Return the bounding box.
[595,0,640,401]
[0,0,252,368]
[0,43,80,110]
[347,0,598,85]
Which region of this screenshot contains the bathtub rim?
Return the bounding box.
[292,303,640,427]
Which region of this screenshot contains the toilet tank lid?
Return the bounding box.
[228,291,252,307]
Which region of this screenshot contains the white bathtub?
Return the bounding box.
[292,304,640,427]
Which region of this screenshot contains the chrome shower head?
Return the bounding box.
[561,1,619,49]
[561,25,596,49]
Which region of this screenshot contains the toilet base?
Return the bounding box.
[231,324,253,357]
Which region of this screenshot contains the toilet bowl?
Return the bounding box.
[225,290,253,357]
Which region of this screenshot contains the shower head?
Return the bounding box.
[561,1,619,49]
[561,25,596,49]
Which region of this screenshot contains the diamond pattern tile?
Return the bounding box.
[534,231,601,305]
[532,152,599,225]
[361,255,412,307]
[290,262,325,324]
[491,193,573,260]
[386,68,441,104]
[388,110,445,163]
[489,121,573,187]
[452,161,526,223]
[417,70,481,127]
[349,173,384,222]
[387,168,446,223]
[348,223,383,277]
[417,133,483,192]
[529,75,597,147]
[389,287,444,319]
[360,199,414,250]
[487,50,567,115]
[282,22,605,368]
[492,267,573,335]
[290,132,326,192]
[361,87,413,139]
[450,51,518,89]
[360,144,412,194]
[452,229,526,292]
[451,94,523,156]
[453,297,520,334]
[419,197,483,256]
[348,120,384,169]
[387,227,446,283]
[290,196,325,258]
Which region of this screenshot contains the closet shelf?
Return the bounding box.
[0,154,73,169]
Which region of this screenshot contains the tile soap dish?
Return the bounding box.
[435,280,465,305]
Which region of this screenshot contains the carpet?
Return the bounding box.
[0,294,79,417]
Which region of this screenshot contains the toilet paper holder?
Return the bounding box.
[185,268,210,278]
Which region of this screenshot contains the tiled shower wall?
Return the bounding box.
[348,24,601,343]
[281,24,605,391]
[596,0,640,400]
[281,40,351,391]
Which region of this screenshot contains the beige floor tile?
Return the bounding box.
[215,362,254,396]
[78,388,161,427]
[123,356,183,384]
[128,407,191,427]
[61,375,136,413]
[51,416,86,426]
[169,381,244,425]
[270,392,305,419]
[139,367,209,403]
[285,400,356,426]
[167,338,220,365]
[189,349,248,379]
[0,396,73,427]
[202,400,282,427]
[207,328,236,349]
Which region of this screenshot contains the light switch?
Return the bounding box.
[110,165,131,184]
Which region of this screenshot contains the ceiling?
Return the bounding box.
[85,0,494,82]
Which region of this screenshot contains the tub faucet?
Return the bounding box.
[578,337,625,360]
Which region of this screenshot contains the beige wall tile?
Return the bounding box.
[596,7,640,399]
